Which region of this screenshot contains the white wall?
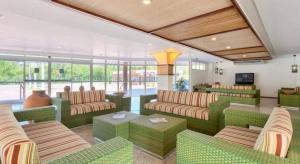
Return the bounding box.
[208,55,300,97]
[190,69,209,88]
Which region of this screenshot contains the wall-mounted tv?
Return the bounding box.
[235,73,254,85]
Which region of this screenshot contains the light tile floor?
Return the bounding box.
[72,98,279,164]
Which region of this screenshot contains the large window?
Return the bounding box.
[0,57,167,102]
[51,62,72,96]
[106,60,118,94]
[0,60,24,101]
[93,61,105,90]
[25,61,48,97]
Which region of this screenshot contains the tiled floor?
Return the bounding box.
[72,98,280,164]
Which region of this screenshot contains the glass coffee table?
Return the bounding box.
[93,111,141,141]
[129,114,187,158]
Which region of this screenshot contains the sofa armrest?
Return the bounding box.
[140,94,157,110]
[106,94,124,111]
[52,98,71,121]
[13,106,56,123]
[46,137,133,164]
[177,130,288,164]
[208,99,230,129]
[224,109,269,128]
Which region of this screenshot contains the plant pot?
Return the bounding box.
[24,90,51,109]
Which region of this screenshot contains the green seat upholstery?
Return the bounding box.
[176,108,300,163]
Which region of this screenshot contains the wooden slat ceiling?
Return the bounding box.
[52,0,271,61]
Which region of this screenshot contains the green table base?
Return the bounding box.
[129,114,187,157]
[93,111,141,141]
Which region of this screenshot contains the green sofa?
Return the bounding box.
[53,91,131,128]
[0,106,133,164]
[278,88,300,107]
[140,90,230,135]
[176,108,300,163]
[206,86,260,105]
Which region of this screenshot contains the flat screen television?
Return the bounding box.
[235,73,254,85]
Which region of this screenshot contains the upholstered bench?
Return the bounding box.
[176,107,298,163]
[0,107,134,164]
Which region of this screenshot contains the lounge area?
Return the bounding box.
[0,0,300,164]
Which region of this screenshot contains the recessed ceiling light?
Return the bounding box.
[211,37,217,41]
[242,54,247,58]
[142,0,152,5]
[226,46,231,49]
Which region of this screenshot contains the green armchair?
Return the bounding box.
[176,109,300,163]
[278,88,300,107]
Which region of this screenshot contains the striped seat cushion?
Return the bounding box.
[215,126,261,148]
[22,121,90,162]
[172,105,209,120]
[144,102,209,120]
[254,107,293,158]
[85,102,116,112]
[71,102,116,115]
[0,109,39,164]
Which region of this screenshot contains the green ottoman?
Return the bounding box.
[93,111,141,141]
[129,114,187,158]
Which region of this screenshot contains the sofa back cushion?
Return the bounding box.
[0,109,39,164]
[157,90,218,108]
[69,91,83,105]
[254,107,293,158]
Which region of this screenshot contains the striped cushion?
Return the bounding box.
[157,90,165,102]
[85,102,116,112]
[82,91,93,103]
[0,109,39,164]
[69,91,83,105]
[71,102,116,115]
[94,90,106,102]
[22,121,90,162]
[254,107,293,158]
[144,102,181,113]
[172,105,209,120]
[144,102,209,120]
[215,126,260,148]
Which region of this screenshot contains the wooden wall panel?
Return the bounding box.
[181,28,262,52]
[152,7,248,41]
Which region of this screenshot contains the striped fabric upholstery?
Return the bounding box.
[0,109,39,164]
[22,121,90,162]
[94,90,106,102]
[157,90,218,108]
[214,126,260,148]
[144,102,209,120]
[69,91,83,105]
[254,107,293,158]
[172,105,209,120]
[82,91,93,103]
[70,102,115,116]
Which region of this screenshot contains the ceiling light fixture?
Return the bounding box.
[211,37,217,41]
[142,0,152,5]
[242,54,247,58]
[226,46,231,49]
